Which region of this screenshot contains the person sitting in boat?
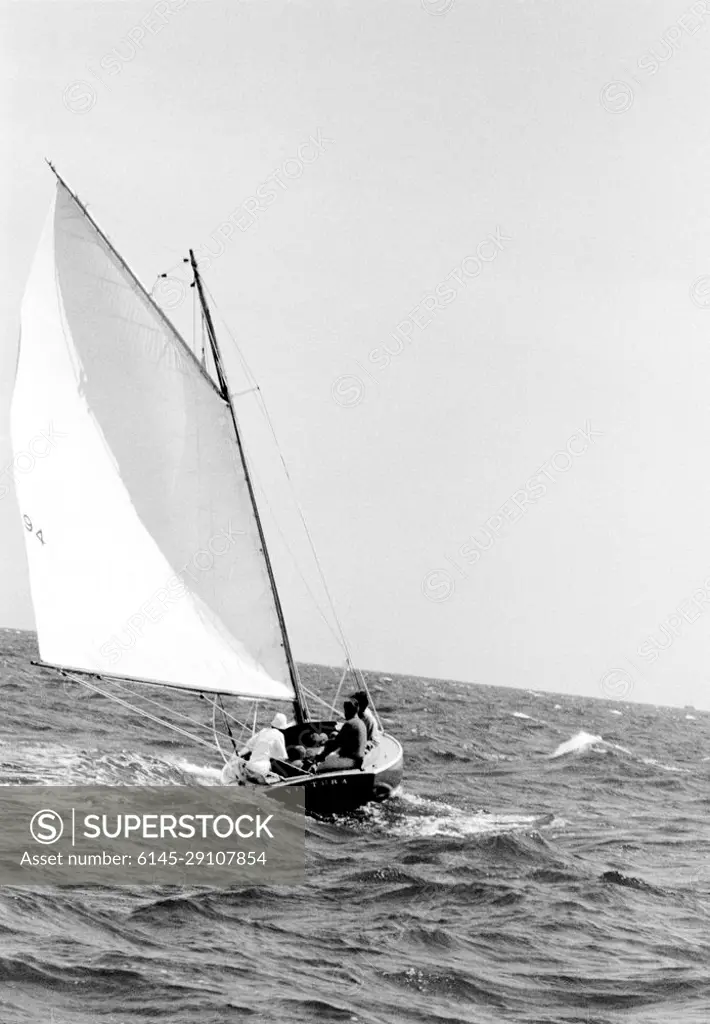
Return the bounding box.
[238,712,289,783]
[313,699,366,773]
[350,690,382,747]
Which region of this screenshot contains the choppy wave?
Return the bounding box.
[548,729,604,758]
[1,629,709,1024]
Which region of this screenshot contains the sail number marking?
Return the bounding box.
[23,515,45,545]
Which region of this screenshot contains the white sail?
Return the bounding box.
[11,180,295,700]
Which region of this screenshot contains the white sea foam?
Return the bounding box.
[393,791,551,838]
[173,759,223,784]
[548,731,603,759]
[640,757,688,773]
[546,733,686,774]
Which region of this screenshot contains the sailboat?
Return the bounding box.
[11,164,403,815]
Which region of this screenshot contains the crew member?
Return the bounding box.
[350,690,382,746]
[314,699,366,772]
[238,712,289,782]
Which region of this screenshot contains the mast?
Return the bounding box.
[188,249,309,725]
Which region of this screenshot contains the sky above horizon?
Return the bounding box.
[2,0,710,710]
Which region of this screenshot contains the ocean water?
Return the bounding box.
[0,628,708,1024]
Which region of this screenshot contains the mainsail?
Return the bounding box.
[11,178,296,700]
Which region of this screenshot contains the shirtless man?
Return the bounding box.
[350,690,382,746]
[314,699,366,772]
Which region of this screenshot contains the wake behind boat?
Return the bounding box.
[11,164,403,815]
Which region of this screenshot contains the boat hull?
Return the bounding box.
[241,732,404,816]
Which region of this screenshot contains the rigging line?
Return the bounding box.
[230,387,260,399]
[218,695,238,755]
[107,677,218,738]
[208,699,255,764]
[193,331,343,645]
[63,673,217,751]
[329,661,385,733]
[244,460,347,653]
[356,672,383,731]
[300,685,345,719]
[211,700,232,766]
[154,259,185,277]
[202,695,252,734]
[249,470,344,649]
[192,277,199,361]
[201,283,350,657]
[332,662,351,711]
[255,403,357,666]
[201,281,258,386]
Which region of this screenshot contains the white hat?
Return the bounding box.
[271,712,288,730]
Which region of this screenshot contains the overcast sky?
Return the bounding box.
[2,0,710,709]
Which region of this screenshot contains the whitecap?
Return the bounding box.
[390,792,552,838]
[172,759,223,784]
[548,731,603,759]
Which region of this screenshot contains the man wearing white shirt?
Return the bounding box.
[238,712,289,781]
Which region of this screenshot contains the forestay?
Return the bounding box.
[11,181,295,700]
